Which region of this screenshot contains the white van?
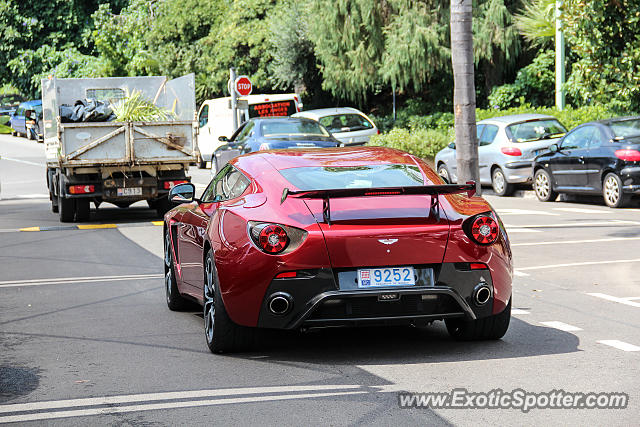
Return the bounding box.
[195,93,302,168]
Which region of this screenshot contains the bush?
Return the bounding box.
[369,127,452,159]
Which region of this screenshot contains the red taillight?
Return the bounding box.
[377,129,381,135]
[68,185,95,194]
[615,149,640,161]
[258,224,288,254]
[501,147,522,156]
[163,180,188,190]
[470,263,488,270]
[275,271,297,279]
[364,190,402,196]
[469,215,499,245]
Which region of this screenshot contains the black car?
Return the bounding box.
[532,117,640,208]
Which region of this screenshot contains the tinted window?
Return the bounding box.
[562,126,595,150]
[216,167,250,200]
[14,107,24,116]
[260,120,330,137]
[506,119,567,142]
[198,105,209,128]
[479,125,498,146]
[235,121,254,143]
[609,119,640,138]
[200,165,229,202]
[249,101,296,118]
[588,128,608,149]
[279,164,424,191]
[476,124,485,140]
[319,114,374,133]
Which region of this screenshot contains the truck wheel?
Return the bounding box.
[75,199,90,222]
[445,298,511,341]
[59,195,75,223]
[51,191,59,213]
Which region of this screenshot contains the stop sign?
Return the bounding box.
[235,76,252,96]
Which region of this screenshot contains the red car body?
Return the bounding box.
[164,147,513,351]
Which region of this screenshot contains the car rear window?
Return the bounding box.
[506,119,566,142]
[261,120,330,137]
[279,164,424,190]
[609,119,640,138]
[319,114,373,133]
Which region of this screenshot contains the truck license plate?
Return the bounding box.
[357,267,416,288]
[117,187,142,196]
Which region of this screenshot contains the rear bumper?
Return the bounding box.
[621,166,640,194]
[256,263,496,329]
[503,161,533,184]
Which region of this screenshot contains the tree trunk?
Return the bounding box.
[451,0,480,195]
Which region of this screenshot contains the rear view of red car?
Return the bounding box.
[163,147,513,353]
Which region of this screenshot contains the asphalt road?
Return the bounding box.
[1,133,638,425]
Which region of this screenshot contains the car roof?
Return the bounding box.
[236,146,418,172]
[293,107,362,119]
[479,113,558,124]
[20,100,42,107]
[589,115,640,126]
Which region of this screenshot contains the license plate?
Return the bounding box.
[117,187,142,196]
[357,267,416,288]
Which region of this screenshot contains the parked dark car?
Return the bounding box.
[9,100,42,140]
[532,116,640,208]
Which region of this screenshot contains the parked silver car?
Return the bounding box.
[435,114,567,195]
[292,107,379,146]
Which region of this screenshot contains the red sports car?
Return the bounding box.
[163,147,513,353]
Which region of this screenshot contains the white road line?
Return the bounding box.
[513,270,530,277]
[597,340,640,352]
[0,156,45,167]
[512,236,640,247]
[496,209,559,216]
[626,297,640,301]
[1,193,50,199]
[586,293,640,308]
[504,220,640,228]
[552,207,609,214]
[540,321,582,332]
[518,258,640,271]
[512,309,530,315]
[0,274,163,288]
[505,228,542,233]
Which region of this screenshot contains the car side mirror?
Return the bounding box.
[448,142,456,149]
[218,136,228,142]
[168,183,196,204]
[549,143,558,153]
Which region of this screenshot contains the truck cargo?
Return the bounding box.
[42,74,197,222]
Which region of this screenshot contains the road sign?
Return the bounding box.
[235,76,252,97]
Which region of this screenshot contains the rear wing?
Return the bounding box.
[281,182,477,225]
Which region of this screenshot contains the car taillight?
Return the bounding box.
[163,180,189,189]
[68,185,95,194]
[615,149,640,161]
[377,129,381,135]
[249,222,307,255]
[501,147,522,156]
[466,214,500,245]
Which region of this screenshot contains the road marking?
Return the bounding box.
[518,258,640,271]
[0,385,369,423]
[540,321,582,332]
[504,220,640,228]
[552,207,608,214]
[512,236,640,247]
[586,293,640,308]
[0,156,45,167]
[14,221,163,233]
[512,309,530,315]
[496,209,559,216]
[505,228,542,233]
[597,340,640,352]
[77,224,118,230]
[513,270,530,277]
[0,274,163,288]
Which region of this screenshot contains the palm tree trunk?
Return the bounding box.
[451,0,480,194]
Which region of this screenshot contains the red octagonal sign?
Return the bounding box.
[235,76,252,97]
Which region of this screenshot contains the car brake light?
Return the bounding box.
[501,147,522,156]
[467,214,500,245]
[68,185,95,194]
[249,223,289,254]
[377,129,381,135]
[275,271,297,279]
[470,263,488,270]
[163,180,188,189]
[615,149,640,161]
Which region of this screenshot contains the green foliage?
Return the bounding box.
[369,127,453,159]
[111,90,174,121]
[514,0,555,46]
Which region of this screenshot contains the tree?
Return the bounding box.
[451,0,480,192]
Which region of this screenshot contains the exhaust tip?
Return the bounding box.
[473,283,492,306]
[268,293,292,315]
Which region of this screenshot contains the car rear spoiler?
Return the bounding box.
[281,182,476,225]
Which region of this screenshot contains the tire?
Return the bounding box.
[491,167,514,196]
[51,192,59,213]
[75,198,90,222]
[603,172,629,208]
[155,197,172,218]
[533,169,558,202]
[165,229,189,311]
[437,164,451,184]
[445,298,511,341]
[204,249,256,353]
[58,195,75,223]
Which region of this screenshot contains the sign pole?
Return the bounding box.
[230,67,238,132]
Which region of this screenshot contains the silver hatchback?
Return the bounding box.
[435,114,567,195]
